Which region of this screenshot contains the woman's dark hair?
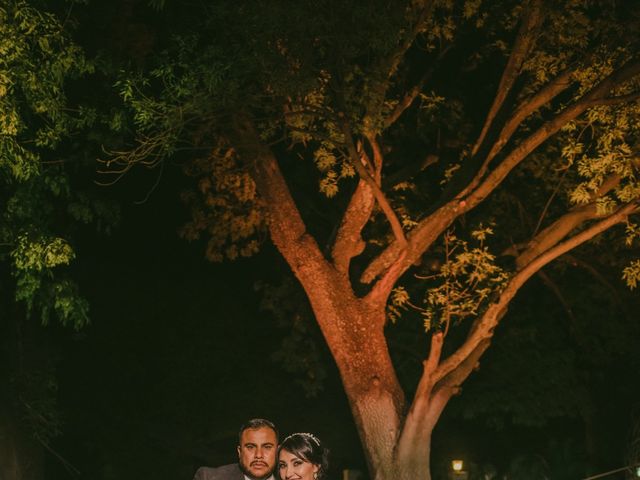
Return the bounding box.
[278,432,329,479]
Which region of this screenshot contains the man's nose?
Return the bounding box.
[255,447,264,458]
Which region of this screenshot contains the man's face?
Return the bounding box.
[237,427,277,480]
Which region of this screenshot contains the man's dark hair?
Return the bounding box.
[238,418,279,444]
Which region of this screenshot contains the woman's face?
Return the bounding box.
[278,449,319,480]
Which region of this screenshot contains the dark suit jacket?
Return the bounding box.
[193,463,245,480]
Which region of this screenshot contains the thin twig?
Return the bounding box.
[37,437,81,476]
[533,168,569,236]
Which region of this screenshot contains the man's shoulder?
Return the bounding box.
[193,463,244,480]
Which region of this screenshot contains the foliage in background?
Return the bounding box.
[256,277,328,397]
[0,0,118,457]
[0,0,93,327]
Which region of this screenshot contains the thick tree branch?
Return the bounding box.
[330,138,386,274]
[515,203,599,267]
[331,180,376,273]
[470,0,544,158]
[398,335,490,462]
[340,122,407,247]
[424,331,444,379]
[459,55,638,202]
[516,174,621,267]
[492,68,574,159]
[365,249,408,308]
[360,203,458,284]
[431,337,490,403]
[401,333,443,420]
[432,201,638,385]
[458,67,575,199]
[231,115,327,269]
[361,61,640,286]
[423,338,492,428]
[366,133,385,177]
[395,333,444,460]
[464,59,640,208]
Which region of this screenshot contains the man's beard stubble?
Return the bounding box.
[239,458,274,480]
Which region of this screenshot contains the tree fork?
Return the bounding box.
[304,290,407,478]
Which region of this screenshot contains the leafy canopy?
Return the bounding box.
[1,0,97,327]
[111,0,640,333]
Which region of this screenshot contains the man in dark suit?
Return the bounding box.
[193,418,279,480]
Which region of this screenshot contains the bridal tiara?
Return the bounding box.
[284,432,321,447]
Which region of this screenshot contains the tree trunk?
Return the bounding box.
[298,276,435,480]
[239,127,441,479]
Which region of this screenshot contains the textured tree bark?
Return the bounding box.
[300,284,436,480]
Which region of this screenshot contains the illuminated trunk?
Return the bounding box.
[291,266,437,480]
[238,125,446,480]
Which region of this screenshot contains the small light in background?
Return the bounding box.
[452,460,464,472]
[635,465,640,477]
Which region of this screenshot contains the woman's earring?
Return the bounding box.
[313,473,318,480]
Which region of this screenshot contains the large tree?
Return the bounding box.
[112,0,640,478]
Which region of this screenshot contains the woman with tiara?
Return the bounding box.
[277,432,329,480]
